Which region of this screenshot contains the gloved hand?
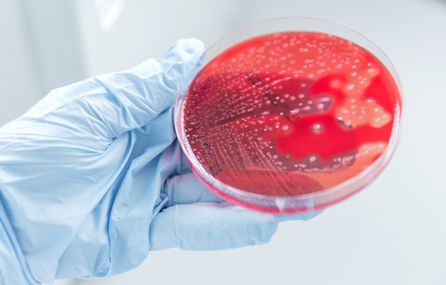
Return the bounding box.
[0,39,318,285]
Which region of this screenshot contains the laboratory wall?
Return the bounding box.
[0,1,445,285]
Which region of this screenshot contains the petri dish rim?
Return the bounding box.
[174,17,403,212]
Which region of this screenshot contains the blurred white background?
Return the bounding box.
[1,0,445,284]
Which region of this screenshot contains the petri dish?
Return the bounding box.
[174,17,402,214]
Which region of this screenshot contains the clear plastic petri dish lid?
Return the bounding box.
[174,17,403,214]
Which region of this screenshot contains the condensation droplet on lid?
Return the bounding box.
[320,97,331,103]
[311,123,324,134]
[290,108,300,114]
[330,79,342,88]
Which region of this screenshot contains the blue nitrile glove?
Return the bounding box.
[0,39,318,285]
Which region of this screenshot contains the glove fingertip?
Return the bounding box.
[174,203,279,250]
[249,214,278,245]
[171,38,205,58]
[162,38,205,70]
[275,210,322,222]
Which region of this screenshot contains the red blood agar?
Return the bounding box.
[182,32,401,199]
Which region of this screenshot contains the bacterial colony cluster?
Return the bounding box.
[182,32,401,197]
